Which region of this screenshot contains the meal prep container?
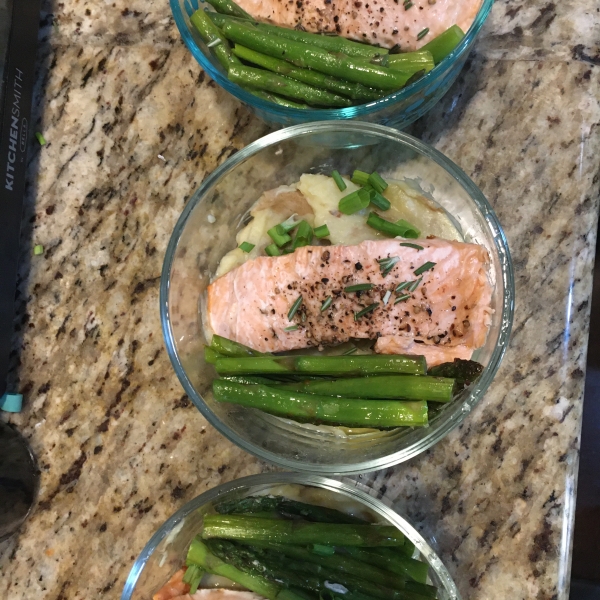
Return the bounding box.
[171,0,493,128]
[160,121,514,474]
[120,473,462,600]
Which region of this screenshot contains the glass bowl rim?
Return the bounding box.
[120,472,462,600]
[169,0,494,118]
[160,120,515,474]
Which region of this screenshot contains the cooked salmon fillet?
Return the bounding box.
[153,569,190,600]
[206,238,492,362]
[235,0,482,51]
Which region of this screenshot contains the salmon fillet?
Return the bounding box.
[206,238,492,361]
[235,0,482,51]
[153,569,190,600]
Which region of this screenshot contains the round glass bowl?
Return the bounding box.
[161,121,514,474]
[121,473,462,600]
[170,0,493,127]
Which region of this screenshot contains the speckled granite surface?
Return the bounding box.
[1,0,599,598]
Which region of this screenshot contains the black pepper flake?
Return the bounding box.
[355,262,363,270]
[452,306,456,311]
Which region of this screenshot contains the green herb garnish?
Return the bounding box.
[265,243,281,257]
[350,170,370,186]
[394,293,411,304]
[408,277,423,292]
[344,283,373,292]
[378,256,400,277]
[267,224,292,247]
[314,224,330,238]
[321,296,333,311]
[239,241,255,253]
[332,170,347,191]
[417,28,430,40]
[354,303,379,320]
[400,242,424,250]
[288,295,303,320]
[284,325,299,331]
[414,262,436,276]
[339,188,371,215]
[368,172,388,193]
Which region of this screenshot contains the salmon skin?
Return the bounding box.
[206,238,492,362]
[235,0,482,51]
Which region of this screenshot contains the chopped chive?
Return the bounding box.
[342,347,358,355]
[332,170,347,191]
[267,224,292,247]
[408,277,423,292]
[301,311,307,323]
[33,244,44,255]
[389,44,402,54]
[395,219,421,238]
[414,261,436,276]
[351,170,370,186]
[395,293,411,304]
[369,189,391,211]
[400,242,424,250]
[265,243,281,256]
[368,172,388,193]
[239,241,255,253]
[344,283,373,292]
[288,295,303,320]
[284,325,299,331]
[280,214,301,233]
[378,256,400,277]
[321,296,333,311]
[293,220,313,249]
[35,132,46,146]
[339,188,371,215]
[354,303,379,320]
[395,281,412,293]
[404,1,414,9]
[417,28,430,40]
[314,224,330,238]
[383,290,392,305]
[367,212,421,238]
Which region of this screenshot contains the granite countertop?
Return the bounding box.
[1,0,599,598]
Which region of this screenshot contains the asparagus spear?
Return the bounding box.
[420,25,465,64]
[210,334,270,357]
[205,539,392,600]
[427,359,483,390]
[202,514,406,546]
[207,11,388,59]
[216,495,367,524]
[203,0,253,18]
[275,375,455,402]
[212,381,429,427]
[387,51,435,74]
[215,357,293,375]
[186,537,284,600]
[246,88,310,108]
[229,65,354,107]
[294,355,426,376]
[233,44,386,102]
[215,18,411,90]
[341,547,430,584]
[190,10,240,70]
[249,541,409,590]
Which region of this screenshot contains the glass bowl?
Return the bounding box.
[170,0,493,128]
[120,472,462,600]
[160,121,514,474]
